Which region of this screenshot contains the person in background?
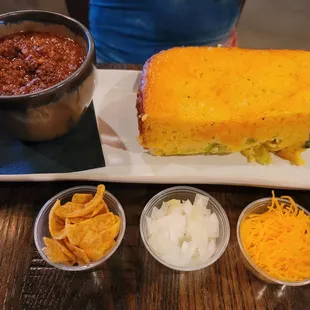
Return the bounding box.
[89,0,246,64]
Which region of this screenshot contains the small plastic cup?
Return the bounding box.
[34,185,126,271]
[140,186,230,271]
[237,197,310,286]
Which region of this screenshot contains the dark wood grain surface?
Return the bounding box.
[1,65,310,310]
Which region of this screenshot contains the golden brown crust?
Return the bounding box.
[136,57,152,139]
[136,48,180,140]
[136,88,144,137]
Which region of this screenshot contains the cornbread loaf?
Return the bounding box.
[136,47,310,165]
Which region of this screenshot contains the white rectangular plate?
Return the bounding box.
[2,69,310,189]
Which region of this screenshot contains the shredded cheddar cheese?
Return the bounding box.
[240,192,310,282]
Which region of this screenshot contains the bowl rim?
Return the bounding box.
[34,185,126,271]
[236,196,310,286]
[140,185,230,272]
[0,9,95,100]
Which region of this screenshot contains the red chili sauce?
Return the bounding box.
[0,31,86,96]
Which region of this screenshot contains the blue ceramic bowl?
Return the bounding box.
[0,10,96,141]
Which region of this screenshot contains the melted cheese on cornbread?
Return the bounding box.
[137,47,310,165]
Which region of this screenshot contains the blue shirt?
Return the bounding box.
[89,0,243,64]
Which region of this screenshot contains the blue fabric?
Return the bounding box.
[89,0,242,64]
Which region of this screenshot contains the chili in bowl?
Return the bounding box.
[0,10,96,142]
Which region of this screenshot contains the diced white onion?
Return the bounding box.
[146,194,220,268]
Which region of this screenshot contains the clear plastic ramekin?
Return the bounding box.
[140,186,230,272]
[34,185,126,271]
[237,197,310,286]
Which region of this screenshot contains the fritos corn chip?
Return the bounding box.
[42,184,121,267]
[65,201,109,225]
[100,215,121,242]
[80,232,116,261]
[72,193,94,204]
[54,239,76,262]
[49,200,67,240]
[64,238,90,266]
[66,213,115,246]
[66,217,87,225]
[87,200,109,217]
[55,184,106,219]
[43,237,75,265]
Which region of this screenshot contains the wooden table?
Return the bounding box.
[1,65,310,310]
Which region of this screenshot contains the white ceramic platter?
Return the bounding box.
[2,69,310,189]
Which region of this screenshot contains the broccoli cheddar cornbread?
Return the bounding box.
[136,47,310,165]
